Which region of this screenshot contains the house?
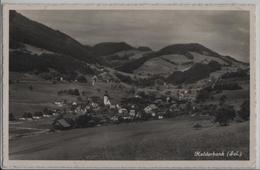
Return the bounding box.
[110,105,116,109]
[53,111,87,130]
[118,108,128,115]
[32,116,41,120]
[53,119,71,130]
[129,109,136,117]
[154,99,163,105]
[144,104,158,114]
[158,115,164,119]
[169,103,187,114]
[54,101,64,107]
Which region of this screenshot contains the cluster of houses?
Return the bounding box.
[17,109,58,121]
[50,89,202,130]
[52,100,157,130]
[14,84,205,131]
[13,71,215,130]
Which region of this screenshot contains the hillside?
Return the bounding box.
[166,61,221,84]
[10,45,94,76]
[9,10,249,86]
[91,42,153,68]
[157,43,220,58]
[116,43,249,80]
[9,11,95,63]
[117,43,248,74]
[9,10,153,73]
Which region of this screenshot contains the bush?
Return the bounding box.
[91,96,102,104]
[23,112,33,118]
[77,75,87,83]
[221,69,249,79]
[136,90,146,98]
[115,73,133,84]
[57,88,80,96]
[29,85,33,91]
[193,123,202,129]
[75,114,97,128]
[129,86,136,94]
[165,91,171,95]
[214,105,236,126]
[238,100,249,120]
[219,95,227,105]
[77,97,83,101]
[43,107,53,115]
[155,79,164,86]
[9,113,16,121]
[167,61,221,84]
[214,82,242,90]
[34,112,43,117]
[196,86,211,102]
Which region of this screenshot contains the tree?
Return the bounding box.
[77,96,83,102]
[238,100,250,120]
[43,107,48,114]
[214,105,236,126]
[165,90,171,96]
[196,87,211,102]
[23,112,33,118]
[73,89,80,96]
[219,95,227,106]
[136,90,146,98]
[129,86,136,94]
[29,85,33,91]
[9,113,16,121]
[77,75,87,83]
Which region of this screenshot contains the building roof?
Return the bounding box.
[56,119,71,128]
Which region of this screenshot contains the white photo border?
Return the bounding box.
[1,2,258,169]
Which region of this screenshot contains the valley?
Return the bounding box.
[8,10,250,160]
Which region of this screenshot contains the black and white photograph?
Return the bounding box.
[1,4,257,169]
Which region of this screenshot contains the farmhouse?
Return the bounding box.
[144,104,158,113]
[104,91,111,106]
[53,119,71,130]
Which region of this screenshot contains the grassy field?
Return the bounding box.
[9,116,249,160]
[9,117,55,139]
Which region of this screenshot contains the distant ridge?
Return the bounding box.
[116,43,247,73]
[92,42,135,56]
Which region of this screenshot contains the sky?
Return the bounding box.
[19,10,250,62]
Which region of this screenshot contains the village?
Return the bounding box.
[8,66,251,161]
[9,72,201,128]
[9,69,248,133]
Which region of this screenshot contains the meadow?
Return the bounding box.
[9,116,249,160]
